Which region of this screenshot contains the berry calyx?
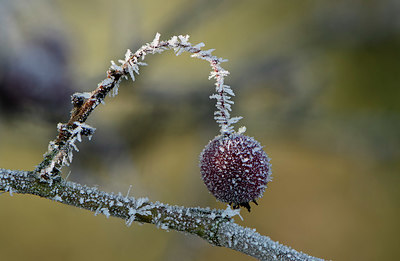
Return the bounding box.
[199,133,271,211]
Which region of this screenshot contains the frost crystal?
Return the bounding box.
[72,92,92,102]
[101,208,111,218]
[52,195,63,202]
[151,32,161,46]
[222,205,243,220]
[178,34,190,45]
[101,76,114,87]
[125,49,133,62]
[127,63,135,81]
[193,42,205,49]
[110,60,123,71]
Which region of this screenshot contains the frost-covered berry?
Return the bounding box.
[199,133,271,211]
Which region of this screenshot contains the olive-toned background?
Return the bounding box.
[0,0,399,260]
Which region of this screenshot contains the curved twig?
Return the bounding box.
[35,33,240,181]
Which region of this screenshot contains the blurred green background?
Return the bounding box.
[0,0,399,260]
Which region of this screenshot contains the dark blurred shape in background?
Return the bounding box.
[0,0,73,121]
[0,1,399,261]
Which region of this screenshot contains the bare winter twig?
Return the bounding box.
[35,33,240,182]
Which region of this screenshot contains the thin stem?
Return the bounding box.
[35,33,240,180]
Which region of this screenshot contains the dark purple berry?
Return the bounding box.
[199,133,271,211]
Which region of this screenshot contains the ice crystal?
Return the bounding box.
[178,34,190,45]
[193,42,205,49]
[101,76,114,87]
[126,184,132,197]
[101,208,110,218]
[110,60,123,71]
[222,205,243,220]
[125,49,133,62]
[72,92,92,101]
[127,63,135,81]
[151,32,161,46]
[8,186,13,196]
[52,195,63,202]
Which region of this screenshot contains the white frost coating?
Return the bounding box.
[201,49,215,56]
[110,60,123,71]
[101,208,111,218]
[105,33,241,135]
[178,34,190,45]
[135,197,149,208]
[125,197,150,226]
[159,223,169,230]
[168,35,179,45]
[218,222,324,261]
[131,63,140,75]
[238,126,247,134]
[110,78,122,97]
[40,33,241,184]
[73,92,92,100]
[221,205,243,220]
[193,42,205,49]
[94,206,102,216]
[136,204,152,216]
[126,184,132,198]
[65,122,96,157]
[175,46,185,56]
[0,169,323,261]
[52,195,63,202]
[45,121,97,172]
[125,207,137,227]
[151,32,161,46]
[101,77,114,87]
[125,49,133,62]
[127,63,135,81]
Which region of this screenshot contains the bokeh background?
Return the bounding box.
[0,0,399,260]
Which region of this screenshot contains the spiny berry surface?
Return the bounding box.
[199,133,271,211]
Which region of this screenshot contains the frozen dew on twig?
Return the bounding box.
[222,205,243,221]
[105,33,241,134]
[37,32,244,184]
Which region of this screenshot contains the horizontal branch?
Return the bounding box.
[0,168,323,261]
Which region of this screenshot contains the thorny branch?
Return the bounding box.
[0,34,325,260]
